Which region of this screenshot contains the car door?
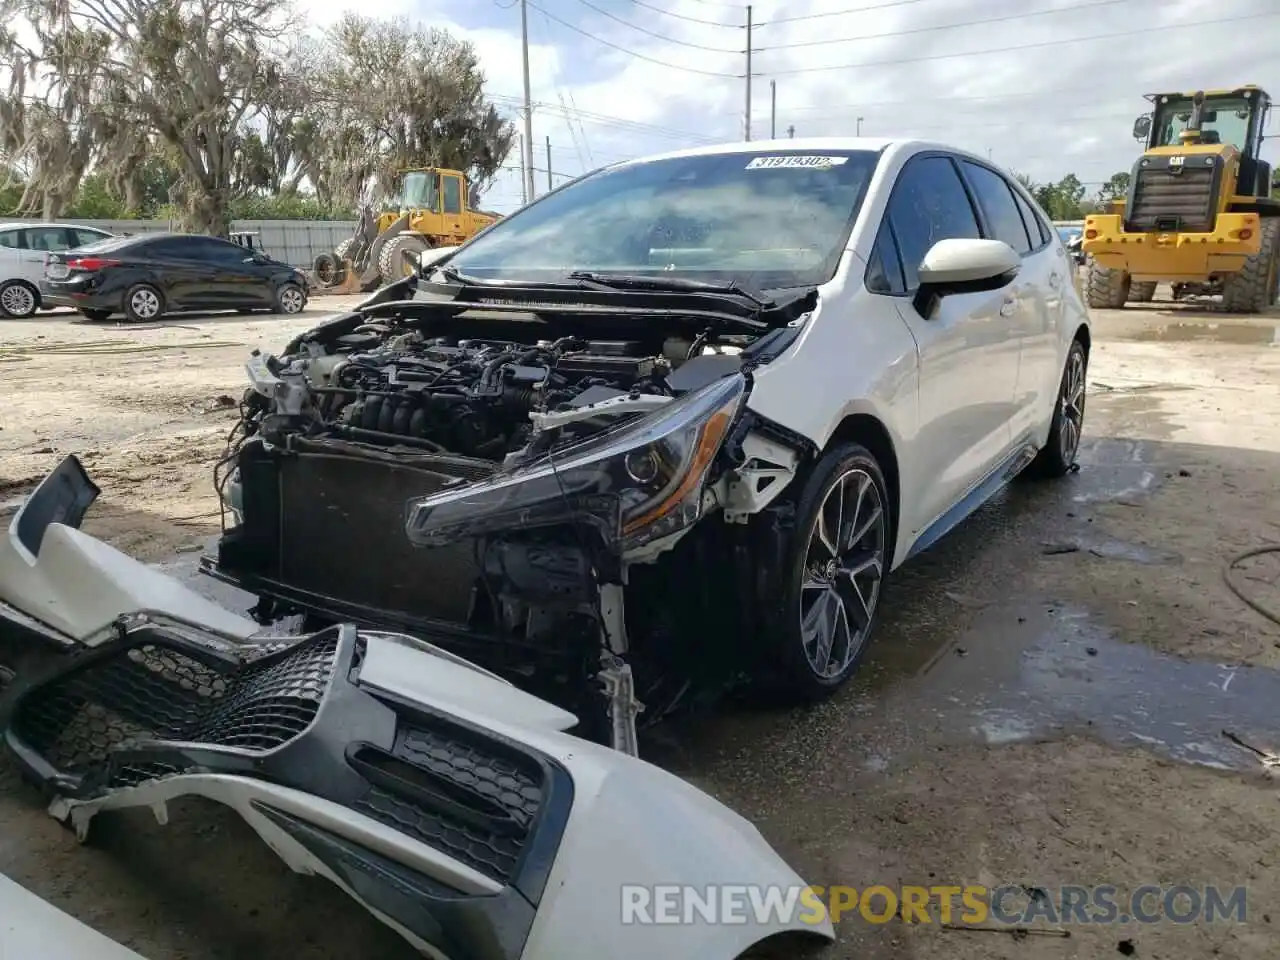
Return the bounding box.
[878,153,1022,535]
[441,173,465,241]
[0,227,23,279]
[192,237,267,307]
[1010,187,1073,431]
[16,226,74,284]
[145,237,212,308]
[955,159,1057,444]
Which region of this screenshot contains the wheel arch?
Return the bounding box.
[823,412,900,554]
[1074,321,1091,355]
[1,277,41,308]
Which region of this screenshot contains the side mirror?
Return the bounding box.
[1132,114,1152,141]
[913,238,1019,318]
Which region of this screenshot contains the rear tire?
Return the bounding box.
[1221,218,1280,314]
[1085,261,1130,308]
[78,308,112,322]
[123,283,163,323]
[1025,339,1088,479]
[1128,280,1157,302]
[0,280,39,318]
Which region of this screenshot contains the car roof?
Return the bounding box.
[0,222,116,232]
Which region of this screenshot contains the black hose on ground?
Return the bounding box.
[1223,545,1280,626]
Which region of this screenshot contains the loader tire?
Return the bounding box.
[1220,218,1280,314]
[334,238,356,264]
[1128,280,1157,303]
[378,233,432,283]
[1085,261,1131,309]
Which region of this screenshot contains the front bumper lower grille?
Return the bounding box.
[11,633,337,783]
[1,623,573,960]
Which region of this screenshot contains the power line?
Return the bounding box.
[490,94,725,143]
[568,0,742,52]
[755,0,1132,53]
[621,0,742,28]
[757,0,939,28]
[524,0,742,76]
[763,10,1280,76]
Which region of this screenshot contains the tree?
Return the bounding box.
[3,0,297,235]
[1098,171,1131,205]
[306,15,515,210]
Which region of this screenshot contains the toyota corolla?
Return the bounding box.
[203,138,1090,753]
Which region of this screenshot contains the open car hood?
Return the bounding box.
[0,458,835,960]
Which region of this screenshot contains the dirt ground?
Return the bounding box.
[1,294,1279,959]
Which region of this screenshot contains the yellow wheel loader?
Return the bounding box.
[312,168,501,293]
[1082,86,1280,313]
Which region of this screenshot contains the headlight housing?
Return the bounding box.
[404,374,747,552]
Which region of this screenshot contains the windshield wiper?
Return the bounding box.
[565,271,772,308]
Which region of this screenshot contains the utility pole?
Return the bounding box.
[743,5,752,141]
[546,136,553,192]
[787,124,795,139]
[520,0,536,204]
[770,80,777,139]
[856,116,864,136]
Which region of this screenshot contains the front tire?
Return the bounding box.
[1221,217,1279,314]
[0,280,39,318]
[272,282,306,315]
[1085,261,1130,308]
[123,283,163,323]
[761,443,891,702]
[378,233,432,283]
[1128,280,1157,303]
[1026,339,1087,479]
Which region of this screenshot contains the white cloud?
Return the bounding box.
[300,0,1280,212]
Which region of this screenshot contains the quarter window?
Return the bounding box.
[71,228,111,248]
[961,162,1032,255]
[886,156,981,290]
[865,221,907,295]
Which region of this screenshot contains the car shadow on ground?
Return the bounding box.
[9,301,353,328]
[0,435,1277,959]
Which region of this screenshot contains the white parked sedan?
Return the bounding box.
[0,221,114,317]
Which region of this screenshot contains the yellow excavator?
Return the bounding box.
[313,167,501,293]
[1082,85,1280,312]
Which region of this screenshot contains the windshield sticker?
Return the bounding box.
[745,155,849,170]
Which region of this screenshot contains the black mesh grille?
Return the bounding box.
[352,719,545,882]
[12,633,338,779]
[1127,163,1218,233]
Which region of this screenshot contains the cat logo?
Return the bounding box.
[1169,155,1186,168]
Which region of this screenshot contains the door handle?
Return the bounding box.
[999,298,1018,318]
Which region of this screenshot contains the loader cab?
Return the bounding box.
[1134,86,1273,199]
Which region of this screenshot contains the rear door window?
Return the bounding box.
[1014,191,1051,249]
[0,229,21,249]
[71,228,111,248]
[22,226,73,252]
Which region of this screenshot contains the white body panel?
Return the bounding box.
[1,513,258,644]
[0,873,148,960]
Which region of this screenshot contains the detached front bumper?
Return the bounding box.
[3,621,575,958]
[1082,212,1263,280]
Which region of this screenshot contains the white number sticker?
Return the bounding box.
[745,155,849,170]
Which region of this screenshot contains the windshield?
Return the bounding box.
[395,171,439,211]
[1153,97,1253,150]
[449,149,880,289]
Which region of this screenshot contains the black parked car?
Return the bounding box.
[40,232,310,322]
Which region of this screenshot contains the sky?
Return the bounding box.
[307,0,1280,214]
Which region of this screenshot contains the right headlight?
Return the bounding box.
[404,374,747,552]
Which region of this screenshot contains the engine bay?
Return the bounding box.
[249,317,756,462]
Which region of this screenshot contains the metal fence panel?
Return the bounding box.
[1,217,357,267]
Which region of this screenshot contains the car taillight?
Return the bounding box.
[67,257,121,271]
